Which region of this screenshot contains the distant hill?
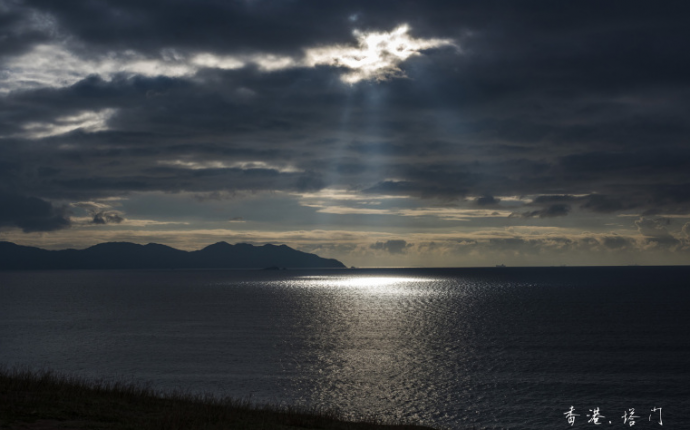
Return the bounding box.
[0,241,345,270]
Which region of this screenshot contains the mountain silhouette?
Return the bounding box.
[0,241,345,270]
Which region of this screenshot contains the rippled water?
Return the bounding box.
[1,267,688,429]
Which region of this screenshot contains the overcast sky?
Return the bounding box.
[1,0,689,267]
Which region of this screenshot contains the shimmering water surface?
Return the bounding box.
[1,267,689,429]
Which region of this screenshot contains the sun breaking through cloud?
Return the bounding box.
[305,24,456,83]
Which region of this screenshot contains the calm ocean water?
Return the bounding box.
[1,267,688,429]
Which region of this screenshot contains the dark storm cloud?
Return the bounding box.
[531,194,630,214]
[559,151,690,175]
[1,0,690,222]
[513,204,571,219]
[370,240,411,255]
[91,211,124,225]
[0,192,70,232]
[579,195,627,214]
[0,0,54,58]
[475,195,500,206]
[363,180,469,200]
[531,195,578,205]
[43,166,324,197]
[19,0,360,56]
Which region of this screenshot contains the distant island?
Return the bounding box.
[0,241,346,270]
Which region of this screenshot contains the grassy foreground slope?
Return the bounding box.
[0,368,435,430]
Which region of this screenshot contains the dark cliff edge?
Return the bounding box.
[0,241,346,270]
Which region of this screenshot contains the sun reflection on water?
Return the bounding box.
[294,275,434,295]
[280,273,451,423]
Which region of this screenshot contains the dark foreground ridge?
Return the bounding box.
[0,241,346,270]
[0,367,434,430]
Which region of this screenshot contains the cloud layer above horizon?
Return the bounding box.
[1,0,690,266]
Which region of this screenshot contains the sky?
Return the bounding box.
[1,0,689,267]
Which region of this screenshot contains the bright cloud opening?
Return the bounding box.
[305,24,455,83]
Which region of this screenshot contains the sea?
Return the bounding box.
[1,267,688,429]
